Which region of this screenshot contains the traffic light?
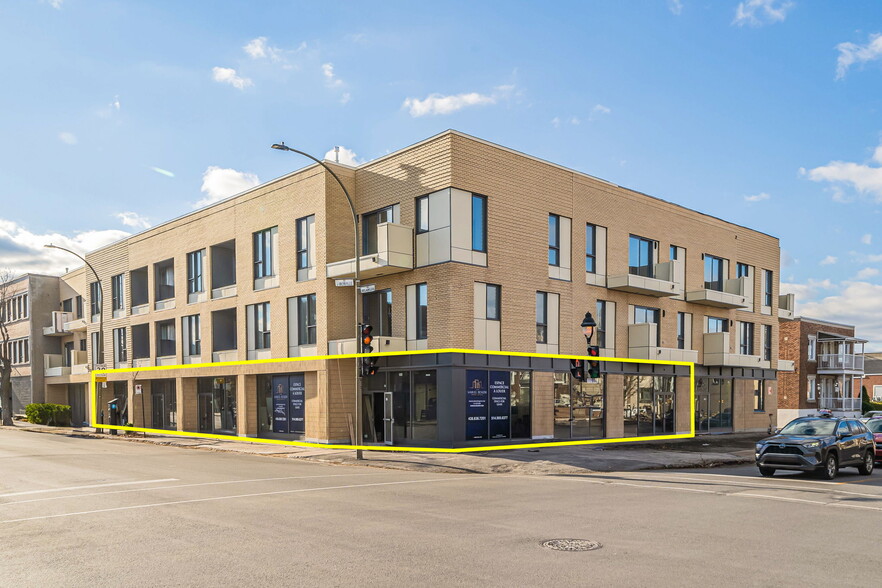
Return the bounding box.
[569,358,585,382]
[586,345,601,379]
[360,324,377,377]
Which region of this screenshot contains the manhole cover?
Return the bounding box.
[540,539,602,552]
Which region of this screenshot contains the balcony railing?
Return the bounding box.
[44,354,69,376]
[818,353,864,373]
[778,293,795,320]
[702,332,768,367]
[686,276,749,309]
[327,223,414,279]
[609,260,682,297]
[627,323,698,363]
[818,396,861,412]
[43,311,74,336]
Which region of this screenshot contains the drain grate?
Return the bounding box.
[540,539,602,552]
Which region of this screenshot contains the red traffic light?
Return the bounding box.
[588,347,599,357]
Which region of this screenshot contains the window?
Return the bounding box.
[114,327,127,362]
[253,228,276,279]
[111,274,124,313]
[586,224,597,273]
[707,316,728,333]
[596,301,608,349]
[89,281,101,318]
[62,298,72,313]
[629,235,656,278]
[298,294,317,345]
[633,305,660,345]
[548,214,560,266]
[251,302,271,350]
[677,312,687,350]
[736,263,750,278]
[704,255,724,291]
[415,283,428,340]
[739,322,755,355]
[75,295,83,319]
[670,245,678,261]
[471,195,487,252]
[183,315,201,356]
[157,320,175,357]
[753,380,765,412]
[763,269,774,307]
[155,260,175,301]
[486,284,501,321]
[363,206,394,255]
[416,196,429,233]
[7,338,29,365]
[536,292,548,343]
[296,215,314,274]
[763,324,772,361]
[807,376,816,402]
[873,385,882,401]
[4,293,29,321]
[187,250,204,294]
[807,335,817,361]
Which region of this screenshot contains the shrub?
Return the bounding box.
[861,386,882,415]
[24,403,72,426]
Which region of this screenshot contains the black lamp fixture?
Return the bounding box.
[581,311,597,346]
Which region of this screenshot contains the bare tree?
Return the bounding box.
[1,269,17,426]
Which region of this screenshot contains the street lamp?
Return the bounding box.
[271,142,364,460]
[581,312,597,348]
[581,312,601,380]
[44,243,105,431]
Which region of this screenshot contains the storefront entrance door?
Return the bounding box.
[383,392,393,445]
[198,392,213,433]
[153,393,165,430]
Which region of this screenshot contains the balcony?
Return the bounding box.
[686,277,749,309]
[703,332,769,368]
[44,354,70,376]
[328,336,407,355]
[133,358,153,368]
[63,317,87,332]
[608,261,682,297]
[777,359,795,372]
[819,396,861,412]
[327,223,413,279]
[817,353,864,374]
[778,293,795,320]
[43,312,74,336]
[627,323,698,363]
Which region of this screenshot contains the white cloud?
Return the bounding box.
[58,132,77,145]
[795,280,882,350]
[862,233,873,245]
[243,37,283,61]
[569,116,581,126]
[324,146,361,166]
[781,249,797,268]
[402,85,515,117]
[193,166,260,208]
[115,212,151,230]
[0,218,128,277]
[150,166,175,178]
[322,63,344,88]
[733,0,794,27]
[780,278,834,303]
[803,141,882,201]
[743,192,771,202]
[857,267,880,279]
[820,255,838,265]
[835,33,882,80]
[211,67,253,90]
[111,95,120,111]
[42,0,63,9]
[551,117,561,128]
[340,92,351,105]
[668,0,683,15]
[591,104,611,117]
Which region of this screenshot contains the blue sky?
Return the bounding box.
[2,0,882,344]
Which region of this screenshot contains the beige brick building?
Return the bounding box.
[40,130,787,446]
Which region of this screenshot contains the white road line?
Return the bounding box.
[0,473,384,506]
[0,477,477,524]
[0,479,178,498]
[738,493,828,505]
[610,474,882,499]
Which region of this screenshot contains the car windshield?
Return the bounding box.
[779,419,837,436]
[866,420,882,433]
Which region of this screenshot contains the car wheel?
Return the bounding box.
[758,467,775,477]
[857,451,874,475]
[820,453,838,480]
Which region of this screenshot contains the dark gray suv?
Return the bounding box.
[755,416,876,480]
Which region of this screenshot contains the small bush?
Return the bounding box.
[24,403,72,426]
[861,387,882,415]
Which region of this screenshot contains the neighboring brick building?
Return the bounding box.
[778,316,866,424]
[39,130,789,447]
[854,354,882,403]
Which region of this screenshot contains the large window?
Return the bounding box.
[586,224,597,273]
[363,289,392,337]
[486,284,501,321]
[807,335,817,361]
[253,227,276,279]
[183,314,201,356]
[629,235,655,278]
[2,293,29,322]
[297,294,317,346]
[296,215,314,276]
[471,195,487,252]
[251,302,271,350]
[363,206,394,255]
[536,292,548,344]
[415,283,428,340]
[416,196,429,233]
[677,312,687,350]
[704,255,724,291]
[763,324,772,361]
[707,316,728,333]
[595,300,608,349]
[465,370,532,441]
[111,274,124,313]
[156,320,175,357]
[736,262,750,278]
[548,214,560,266]
[623,375,675,437]
[113,327,127,363]
[634,305,660,345]
[753,380,765,412]
[187,250,204,294]
[89,281,101,318]
[155,260,175,301]
[739,322,755,355]
[763,269,774,307]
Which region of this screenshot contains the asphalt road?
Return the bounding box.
[1,429,880,587]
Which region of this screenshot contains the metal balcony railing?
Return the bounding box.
[817,354,864,372]
[818,396,861,412]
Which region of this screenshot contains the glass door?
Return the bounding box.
[383,392,393,445]
[152,393,165,430]
[198,392,213,432]
[554,373,572,438]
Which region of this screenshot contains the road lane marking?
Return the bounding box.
[0,473,385,506]
[0,477,480,524]
[738,493,827,505]
[609,473,882,499]
[0,479,178,498]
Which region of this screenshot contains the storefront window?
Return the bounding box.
[554,372,604,439]
[151,379,177,431]
[198,377,236,434]
[623,375,675,437]
[411,371,437,440]
[695,377,733,433]
[258,374,306,436]
[466,369,532,441]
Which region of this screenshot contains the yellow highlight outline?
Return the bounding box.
[91,348,695,453]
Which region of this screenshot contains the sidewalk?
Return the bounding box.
[7,422,760,476]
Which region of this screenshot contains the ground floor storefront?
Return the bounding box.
[43,353,778,448]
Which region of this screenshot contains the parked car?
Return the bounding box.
[864,418,882,464]
[863,410,882,419]
[755,416,875,480]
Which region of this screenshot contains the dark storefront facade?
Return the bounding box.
[258,373,306,439]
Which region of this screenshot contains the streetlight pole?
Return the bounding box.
[44,243,104,432]
[271,142,364,460]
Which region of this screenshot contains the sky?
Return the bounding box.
[1,0,882,345]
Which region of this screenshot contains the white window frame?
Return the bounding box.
[807,375,816,402]
[807,335,817,362]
